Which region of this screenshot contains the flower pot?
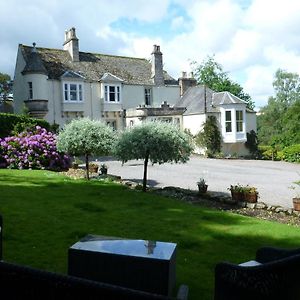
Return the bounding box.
[198,184,208,194]
[231,191,244,202]
[293,197,300,211]
[244,192,258,203]
[89,166,99,173]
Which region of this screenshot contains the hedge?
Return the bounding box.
[282,144,300,163]
[0,113,52,138]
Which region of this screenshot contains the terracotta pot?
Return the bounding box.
[244,192,258,203]
[231,191,244,202]
[293,197,300,211]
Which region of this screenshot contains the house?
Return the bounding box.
[13,27,256,156]
[126,72,257,156]
[13,27,180,129]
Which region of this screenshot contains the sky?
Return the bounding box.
[1,0,300,109]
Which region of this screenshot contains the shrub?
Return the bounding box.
[0,113,52,138]
[282,144,300,163]
[258,145,282,161]
[245,130,259,158]
[0,126,70,170]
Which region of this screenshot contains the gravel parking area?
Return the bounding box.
[96,155,300,209]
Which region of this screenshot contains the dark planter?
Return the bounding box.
[198,184,208,194]
[231,191,244,202]
[293,197,300,211]
[100,168,108,175]
[72,163,79,169]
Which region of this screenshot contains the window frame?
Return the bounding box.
[104,84,121,103]
[28,82,33,100]
[144,88,152,105]
[225,110,232,133]
[236,110,244,132]
[63,82,84,103]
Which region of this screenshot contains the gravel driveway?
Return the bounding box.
[97,156,300,208]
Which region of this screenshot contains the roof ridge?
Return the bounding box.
[20,44,148,62]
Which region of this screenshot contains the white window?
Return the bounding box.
[28,82,33,100]
[145,88,152,105]
[104,85,121,102]
[225,110,232,133]
[106,120,117,130]
[63,82,83,102]
[236,110,243,132]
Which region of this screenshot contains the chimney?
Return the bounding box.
[151,45,164,86]
[63,27,79,62]
[178,71,197,96]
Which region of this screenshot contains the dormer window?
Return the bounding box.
[104,84,121,102]
[63,82,83,102]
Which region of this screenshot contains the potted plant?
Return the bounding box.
[243,185,259,203]
[100,164,108,175]
[228,184,244,202]
[88,162,99,173]
[197,178,208,194]
[291,181,300,211]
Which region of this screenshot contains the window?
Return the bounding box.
[106,120,117,130]
[236,110,243,132]
[145,88,151,105]
[28,82,33,100]
[63,83,83,102]
[225,110,232,132]
[104,85,120,102]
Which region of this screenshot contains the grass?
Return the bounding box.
[1,169,300,299]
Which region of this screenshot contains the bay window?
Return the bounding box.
[236,110,244,132]
[225,110,232,132]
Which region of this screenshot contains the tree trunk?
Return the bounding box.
[85,154,90,180]
[143,153,149,192]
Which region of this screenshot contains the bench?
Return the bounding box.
[214,246,300,300]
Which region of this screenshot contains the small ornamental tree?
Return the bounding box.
[56,118,115,179]
[114,121,194,192]
[195,116,221,157]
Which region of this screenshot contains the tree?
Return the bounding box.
[57,118,115,179]
[114,121,193,192]
[194,116,221,157]
[0,73,12,101]
[258,69,300,146]
[192,56,255,110]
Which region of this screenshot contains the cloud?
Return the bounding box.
[2,0,300,108]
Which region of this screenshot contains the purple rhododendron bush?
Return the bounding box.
[0,126,70,170]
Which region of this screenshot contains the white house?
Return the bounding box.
[13,27,180,130]
[13,27,256,156]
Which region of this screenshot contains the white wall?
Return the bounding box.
[152,85,180,106]
[183,114,206,135]
[246,112,257,132]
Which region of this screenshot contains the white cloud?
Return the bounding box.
[2,0,300,108]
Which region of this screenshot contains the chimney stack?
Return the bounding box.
[63,27,79,62]
[151,45,164,86]
[178,71,197,96]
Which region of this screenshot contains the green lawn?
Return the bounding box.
[1,169,300,299]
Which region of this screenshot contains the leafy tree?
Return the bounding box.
[194,116,221,157]
[114,121,193,192]
[0,73,12,101]
[57,118,115,179]
[245,130,259,158]
[258,69,300,146]
[192,56,255,110]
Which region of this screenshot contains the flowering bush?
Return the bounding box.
[0,126,70,170]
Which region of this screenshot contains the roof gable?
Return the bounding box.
[212,91,246,105]
[100,73,124,83]
[61,70,85,79]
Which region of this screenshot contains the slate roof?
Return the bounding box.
[212,91,247,105]
[20,44,177,86]
[175,86,219,115]
[175,86,252,116]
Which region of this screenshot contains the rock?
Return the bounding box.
[246,203,256,209]
[286,209,294,215]
[275,206,284,213]
[256,202,267,209]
